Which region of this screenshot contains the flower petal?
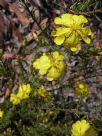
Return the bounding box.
[73,15,88,26]
[78,26,92,44]
[54,17,62,24]
[39,67,49,75]
[64,31,79,45]
[51,27,71,37]
[54,13,73,26]
[33,54,51,75]
[55,62,65,72]
[61,13,73,26]
[70,44,81,52]
[47,67,60,81]
[39,60,51,75]
[54,35,65,45]
[82,36,91,44]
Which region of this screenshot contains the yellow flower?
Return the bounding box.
[10,93,21,105]
[10,84,31,105]
[33,51,65,81]
[36,86,47,98]
[0,109,4,118]
[17,84,31,100]
[51,13,92,51]
[74,82,89,98]
[71,120,97,136]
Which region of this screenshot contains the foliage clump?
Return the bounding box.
[0,0,102,136]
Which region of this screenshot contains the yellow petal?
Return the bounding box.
[70,44,81,52]
[54,17,62,24]
[61,13,73,26]
[10,93,21,105]
[33,59,41,69]
[17,91,24,99]
[54,13,73,26]
[47,67,60,81]
[33,54,51,75]
[55,62,65,72]
[80,120,90,135]
[22,84,27,91]
[64,32,79,45]
[73,15,88,26]
[72,121,81,135]
[52,27,71,37]
[78,26,92,44]
[39,66,51,75]
[81,26,93,37]
[17,84,31,100]
[54,35,65,45]
[83,36,91,44]
[39,67,49,75]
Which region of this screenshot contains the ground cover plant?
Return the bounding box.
[0,0,102,136]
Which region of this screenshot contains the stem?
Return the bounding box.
[20,0,43,31]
